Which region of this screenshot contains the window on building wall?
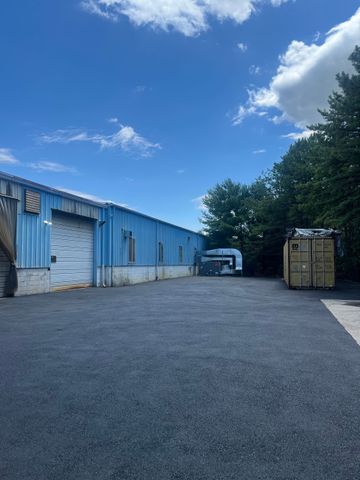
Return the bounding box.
[128,237,136,263]
[179,245,184,263]
[158,242,164,263]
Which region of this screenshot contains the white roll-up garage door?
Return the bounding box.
[0,248,10,297]
[51,212,94,291]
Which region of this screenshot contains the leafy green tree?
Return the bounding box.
[270,137,320,228]
[310,46,360,277]
[242,178,280,275]
[201,46,360,279]
[201,179,251,253]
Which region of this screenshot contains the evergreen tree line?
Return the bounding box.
[201,47,360,280]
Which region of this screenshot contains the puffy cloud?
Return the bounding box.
[39,124,161,157]
[29,161,77,173]
[191,194,207,211]
[234,8,360,128]
[80,0,289,36]
[202,0,254,24]
[0,148,19,165]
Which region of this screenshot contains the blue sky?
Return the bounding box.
[1,1,359,231]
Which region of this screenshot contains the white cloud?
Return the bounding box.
[282,130,313,140]
[39,124,161,157]
[176,169,185,174]
[29,161,77,173]
[0,148,19,165]
[107,117,119,124]
[191,194,207,212]
[56,187,109,203]
[81,0,118,20]
[232,104,267,124]
[56,187,130,208]
[253,149,266,154]
[313,31,321,42]
[55,187,132,210]
[233,8,360,128]
[271,0,290,6]
[80,0,292,36]
[237,42,248,52]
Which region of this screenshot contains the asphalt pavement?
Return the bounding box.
[1,277,360,480]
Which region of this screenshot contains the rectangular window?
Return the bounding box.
[158,242,164,263]
[128,237,136,263]
[179,245,184,263]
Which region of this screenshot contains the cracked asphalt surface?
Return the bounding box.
[1,277,360,480]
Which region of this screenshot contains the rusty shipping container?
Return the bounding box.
[283,234,336,289]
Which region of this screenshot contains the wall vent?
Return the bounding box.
[24,189,41,214]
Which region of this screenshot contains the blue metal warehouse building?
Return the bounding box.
[0,171,206,297]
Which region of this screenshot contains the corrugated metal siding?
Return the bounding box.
[110,207,206,266]
[110,208,157,266]
[0,174,206,272]
[51,212,94,289]
[0,179,22,200]
[15,187,102,268]
[283,237,335,289]
[157,222,201,265]
[61,198,101,220]
[0,248,10,297]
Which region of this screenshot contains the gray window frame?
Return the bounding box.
[128,237,136,263]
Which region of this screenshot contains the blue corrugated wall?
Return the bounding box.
[15,189,104,268]
[0,174,206,270]
[108,206,205,267]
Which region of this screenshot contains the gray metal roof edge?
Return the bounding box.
[0,170,105,207]
[0,170,205,237]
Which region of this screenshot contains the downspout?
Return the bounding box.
[155,220,159,281]
[101,222,105,287]
[99,218,106,288]
[100,203,113,288]
[109,205,114,287]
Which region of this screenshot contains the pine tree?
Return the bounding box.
[310,46,360,277]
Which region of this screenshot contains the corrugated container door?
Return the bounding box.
[289,238,311,288]
[283,240,289,287]
[0,248,10,297]
[50,212,94,291]
[312,238,335,288]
